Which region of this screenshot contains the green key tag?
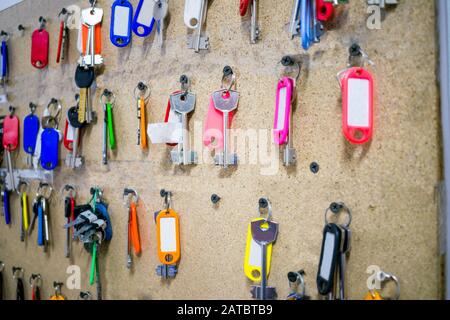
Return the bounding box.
[106,103,116,150]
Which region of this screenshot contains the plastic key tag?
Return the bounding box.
[31,28,49,69]
[132,0,156,37]
[40,128,60,171]
[111,0,133,47]
[63,120,76,151]
[23,114,40,155]
[364,290,383,300]
[1,40,7,78]
[164,90,182,147]
[3,115,19,151]
[340,67,374,144]
[203,96,234,151]
[316,0,333,22]
[316,223,341,296]
[156,208,180,265]
[3,189,10,225]
[240,0,250,16]
[244,218,273,282]
[274,77,294,146]
[106,103,116,150]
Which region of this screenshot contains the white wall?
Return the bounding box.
[0,0,23,12]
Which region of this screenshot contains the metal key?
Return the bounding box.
[338,225,351,300]
[153,0,169,46]
[81,7,103,67]
[170,91,197,165]
[186,0,210,52]
[212,90,239,168]
[250,219,279,300]
[65,105,85,169]
[75,66,95,124]
[289,0,301,38]
[250,0,260,44]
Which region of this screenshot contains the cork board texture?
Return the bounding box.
[0,0,442,300]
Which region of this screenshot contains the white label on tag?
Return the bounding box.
[347,78,370,127]
[160,217,177,252]
[0,94,8,104]
[114,5,130,37]
[276,87,287,131]
[249,238,262,268]
[148,122,182,144]
[67,122,76,141]
[319,232,335,281]
[136,0,155,26]
[32,127,44,169]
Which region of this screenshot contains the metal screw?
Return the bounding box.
[349,43,362,57]
[160,189,167,198]
[310,162,320,174]
[223,66,233,77]
[211,194,221,204]
[180,75,188,84]
[330,202,343,214]
[281,56,294,67]
[259,198,268,209]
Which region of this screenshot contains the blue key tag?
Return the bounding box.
[132,0,156,37]
[2,189,10,225]
[23,114,40,155]
[111,0,133,47]
[40,128,60,171]
[1,39,7,81]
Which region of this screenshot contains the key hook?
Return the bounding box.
[0,30,9,42]
[161,189,172,212]
[347,43,374,69]
[134,82,150,100]
[258,197,272,222]
[179,75,190,96]
[29,102,37,115]
[123,188,139,207]
[38,17,47,30]
[100,89,116,106]
[17,180,30,196]
[277,55,301,82]
[8,106,16,117]
[53,282,63,296]
[61,184,77,199]
[37,182,53,200]
[221,66,236,93]
[29,274,42,287]
[12,266,24,279]
[324,202,352,228]
[79,291,92,300]
[287,270,306,299]
[376,271,401,300]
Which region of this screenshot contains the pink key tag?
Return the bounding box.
[3,115,19,151]
[340,67,374,144]
[274,77,294,145]
[203,96,234,151]
[31,27,49,69]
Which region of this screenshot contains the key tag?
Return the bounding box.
[132,0,156,37]
[155,190,181,279]
[50,282,66,300]
[337,44,375,145]
[316,202,352,297]
[1,31,9,85]
[31,17,49,69]
[29,274,42,300]
[164,89,182,147]
[40,99,62,171]
[316,0,333,21]
[18,181,30,242]
[111,0,133,47]
[365,271,400,300]
[274,56,300,167]
[23,103,40,168]
[56,8,71,63]
[134,82,150,150]
[101,89,117,150]
[286,270,310,300]
[1,179,11,225]
[244,198,274,284]
[123,188,141,269]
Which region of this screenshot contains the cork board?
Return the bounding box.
[0,0,442,300]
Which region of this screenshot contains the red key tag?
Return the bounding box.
[63,120,76,151]
[3,115,19,151]
[31,18,49,69]
[164,90,182,147]
[340,67,374,144]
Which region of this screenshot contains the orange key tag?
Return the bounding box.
[134,82,150,150]
[124,189,141,269]
[155,190,180,279]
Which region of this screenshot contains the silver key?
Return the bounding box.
[153,0,169,46]
[289,0,301,38]
[367,0,398,8]
[212,90,239,168]
[187,0,210,52]
[80,7,104,67]
[170,92,197,165]
[250,219,279,300]
[250,0,260,44]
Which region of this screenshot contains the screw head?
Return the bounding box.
[330,202,343,214]
[211,194,221,204]
[223,66,233,76]
[281,56,294,67]
[310,162,319,174]
[259,198,269,209]
[160,189,167,198]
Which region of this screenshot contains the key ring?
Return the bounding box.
[0,30,9,42]
[61,184,77,199]
[221,66,236,93]
[134,82,150,101]
[324,202,352,228]
[276,55,301,82]
[287,270,306,300]
[16,180,29,196]
[29,274,42,288]
[123,188,138,207]
[160,189,172,212]
[37,182,53,200]
[258,197,272,222]
[100,89,116,107]
[29,102,37,115]
[376,271,401,300]
[12,266,24,279]
[79,291,92,300]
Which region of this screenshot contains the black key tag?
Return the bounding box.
[316,223,341,296]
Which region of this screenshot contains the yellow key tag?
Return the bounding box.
[21,192,29,231]
[364,290,383,300]
[50,295,66,300]
[244,218,273,282]
[156,209,181,265]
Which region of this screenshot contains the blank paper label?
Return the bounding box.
[136,0,155,26]
[319,232,335,281]
[347,78,370,127]
[160,217,177,252]
[249,238,262,268]
[113,6,130,36]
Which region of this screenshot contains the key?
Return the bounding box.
[3,110,19,191]
[250,219,279,300]
[289,0,301,38]
[57,9,70,63]
[250,0,260,44]
[367,0,398,8]
[65,106,85,169]
[170,91,197,165]
[132,0,156,37]
[338,225,351,300]
[23,104,40,168]
[29,199,39,234]
[212,90,239,168]
[75,66,95,124]
[153,0,169,46]
[185,0,210,52]
[135,82,149,149]
[110,0,133,47]
[316,223,341,298]
[81,6,104,67]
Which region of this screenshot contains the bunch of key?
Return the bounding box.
[28,183,53,252]
[316,202,352,300]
